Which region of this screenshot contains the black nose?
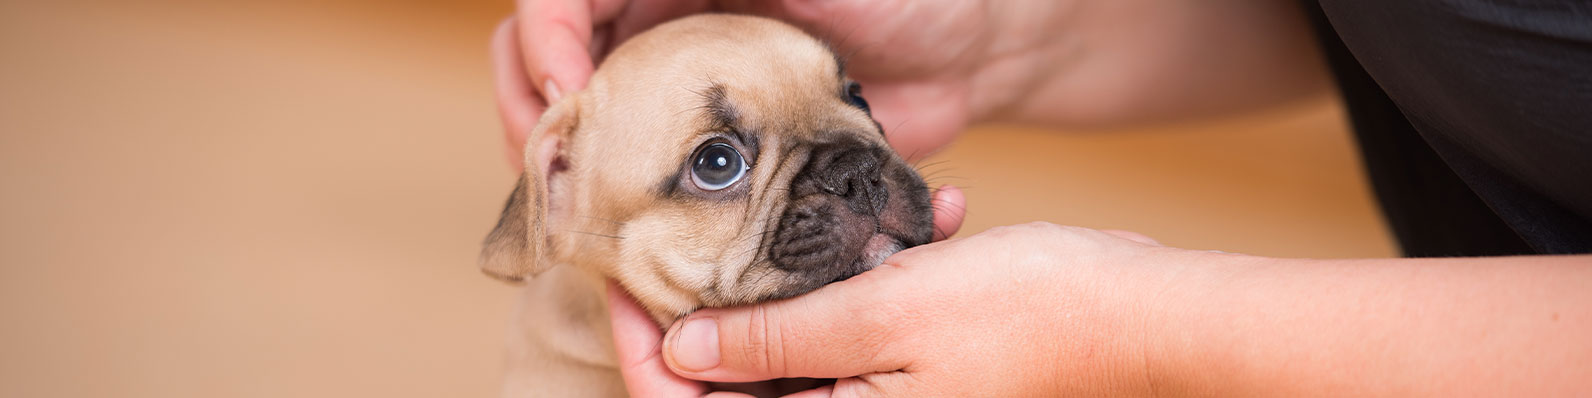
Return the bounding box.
[811,145,889,216]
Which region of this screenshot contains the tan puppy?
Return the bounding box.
[481,14,936,397]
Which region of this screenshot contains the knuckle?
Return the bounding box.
[980,225,1018,240]
[1103,229,1157,244]
[853,300,914,361]
[491,17,516,47]
[737,305,785,376]
[1021,220,1057,229]
[1027,221,1069,234]
[982,221,1064,240]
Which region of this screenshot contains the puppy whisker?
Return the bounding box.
[913,159,949,171]
[563,230,625,240]
[732,228,781,258]
[577,215,624,225]
[729,229,779,251]
[914,163,956,176]
[740,228,780,246]
[904,149,924,165]
[918,171,960,182]
[885,118,911,141]
[921,178,970,188]
[930,199,969,212]
[919,171,964,179]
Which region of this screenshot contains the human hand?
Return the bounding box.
[613,224,1592,397]
[611,220,1227,397]
[712,0,1077,159]
[491,0,714,167]
[493,0,1080,168]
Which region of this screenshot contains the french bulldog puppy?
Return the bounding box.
[480,14,936,397]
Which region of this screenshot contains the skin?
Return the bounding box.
[635,224,1592,397]
[494,0,1592,396]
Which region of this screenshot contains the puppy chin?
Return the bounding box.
[858,233,906,271]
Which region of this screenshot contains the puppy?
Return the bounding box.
[480,14,936,397]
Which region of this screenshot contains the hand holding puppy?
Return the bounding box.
[615,224,1592,397]
[494,0,1084,166]
[611,222,1194,397]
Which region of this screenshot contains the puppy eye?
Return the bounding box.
[845,81,870,113]
[691,142,748,191]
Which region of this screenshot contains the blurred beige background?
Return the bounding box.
[0,1,1394,397]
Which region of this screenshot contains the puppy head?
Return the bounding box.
[482,15,935,322]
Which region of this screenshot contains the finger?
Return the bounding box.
[867,81,970,161]
[516,0,603,101]
[492,17,547,170]
[606,0,713,49]
[662,278,911,382]
[1100,229,1161,246]
[929,185,966,241]
[605,280,713,397]
[703,393,757,398]
[722,0,883,43]
[779,384,834,398]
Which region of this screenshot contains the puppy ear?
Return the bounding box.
[480,95,581,281]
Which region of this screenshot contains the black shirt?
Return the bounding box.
[1301,1,1592,256]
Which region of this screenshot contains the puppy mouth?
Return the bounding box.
[748,138,935,302]
[861,233,905,267]
[830,233,906,283]
[762,185,931,299]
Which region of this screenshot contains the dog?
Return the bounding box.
[480,14,936,397]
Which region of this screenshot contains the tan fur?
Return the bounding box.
[481,15,901,397]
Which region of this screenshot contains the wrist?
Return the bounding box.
[1138,250,1290,397]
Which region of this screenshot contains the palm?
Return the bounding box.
[722,0,1072,159]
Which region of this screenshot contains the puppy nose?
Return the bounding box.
[814,146,889,216]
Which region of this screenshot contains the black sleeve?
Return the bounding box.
[1301,0,1592,255]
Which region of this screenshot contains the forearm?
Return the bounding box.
[978,0,1329,128]
[1153,253,1592,396]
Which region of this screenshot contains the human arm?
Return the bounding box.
[626,222,1592,396]
[1156,251,1592,396]
[976,0,1331,129]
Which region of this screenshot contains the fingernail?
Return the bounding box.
[669,317,720,372]
[542,79,563,103]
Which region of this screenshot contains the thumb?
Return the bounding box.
[1099,229,1161,246]
[661,276,911,383]
[604,281,712,397]
[929,185,966,241]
